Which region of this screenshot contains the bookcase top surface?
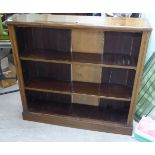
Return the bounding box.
[7,14,152,31]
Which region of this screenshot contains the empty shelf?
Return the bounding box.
[100,84,132,101]
[20,49,136,69]
[28,101,128,124]
[25,79,72,95]
[25,79,131,101]
[102,53,137,69]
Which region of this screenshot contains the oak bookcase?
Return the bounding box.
[8,14,152,135]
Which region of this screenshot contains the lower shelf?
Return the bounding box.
[27,100,129,125]
[23,111,133,135]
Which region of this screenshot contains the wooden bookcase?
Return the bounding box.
[8,14,152,135]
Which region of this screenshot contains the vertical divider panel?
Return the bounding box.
[99,31,105,102]
[70,29,73,106]
[71,29,104,106]
[72,29,104,54]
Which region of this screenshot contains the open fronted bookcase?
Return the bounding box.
[8,14,151,135]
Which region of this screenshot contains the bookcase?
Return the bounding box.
[8,14,151,135]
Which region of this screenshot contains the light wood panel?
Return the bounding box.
[72,94,99,106]
[72,29,104,53]
[72,63,102,83]
[7,14,152,32]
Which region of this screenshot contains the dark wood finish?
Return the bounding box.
[15,27,71,54]
[73,81,99,96]
[23,111,132,135]
[21,61,71,83]
[100,84,131,101]
[25,79,71,94]
[102,53,137,68]
[20,50,136,69]
[8,14,151,135]
[25,90,129,124]
[72,52,101,64]
[101,68,135,89]
[27,101,128,124]
[25,79,131,101]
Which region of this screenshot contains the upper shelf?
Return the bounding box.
[20,50,137,70]
[7,14,152,32]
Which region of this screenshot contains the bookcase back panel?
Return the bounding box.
[72,64,102,83]
[16,27,71,54]
[104,32,142,66]
[101,68,135,88]
[26,90,72,115]
[72,29,104,53]
[21,61,71,83]
[99,98,130,123]
[72,94,99,106]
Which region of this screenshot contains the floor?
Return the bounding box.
[0,84,137,141]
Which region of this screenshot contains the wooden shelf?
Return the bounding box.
[25,79,131,101]
[20,49,136,69]
[20,50,72,64]
[73,81,99,96]
[72,52,101,64]
[27,100,128,124]
[100,84,132,101]
[25,79,72,95]
[102,53,137,70]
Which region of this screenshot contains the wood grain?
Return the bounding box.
[72,94,99,106]
[127,32,151,125]
[8,14,151,135]
[72,64,102,83]
[8,25,28,110]
[7,14,152,32]
[20,50,136,69]
[72,29,104,53]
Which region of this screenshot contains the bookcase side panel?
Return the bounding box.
[8,25,28,110]
[127,31,151,125]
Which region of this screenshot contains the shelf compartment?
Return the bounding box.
[16,27,71,55]
[26,90,128,124]
[101,68,135,91]
[26,91,71,115]
[28,101,128,124]
[21,61,71,85]
[102,53,137,69]
[100,84,131,101]
[103,31,142,67]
